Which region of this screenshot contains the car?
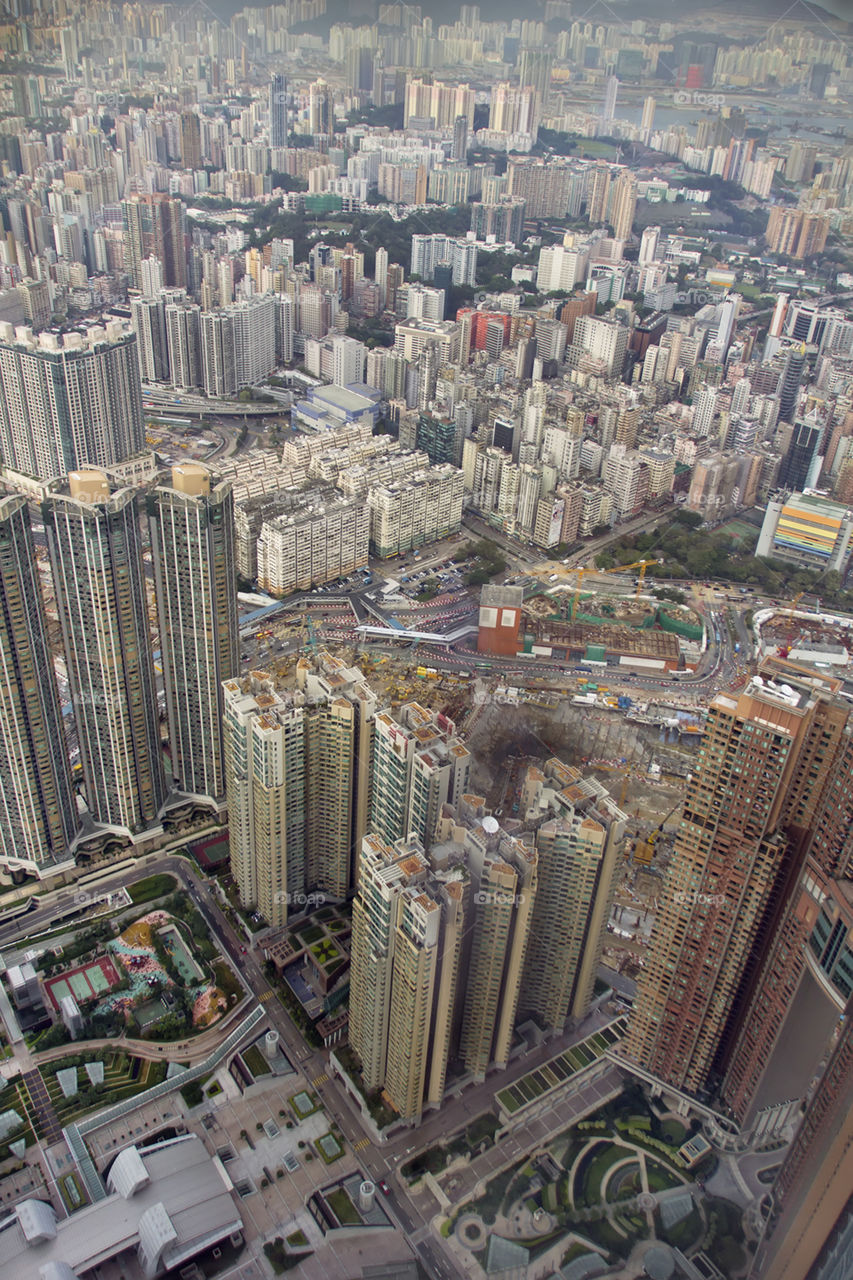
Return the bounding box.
[378,1179,391,1195]
[240,946,247,954]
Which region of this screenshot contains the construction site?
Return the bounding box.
[236,625,692,988]
[512,565,701,675]
[755,604,853,670]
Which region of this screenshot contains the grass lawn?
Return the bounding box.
[242,1044,272,1077]
[326,1188,361,1226]
[660,1118,688,1145]
[309,940,341,967]
[298,924,324,945]
[467,1160,525,1225]
[127,874,177,904]
[290,1090,320,1118]
[213,959,243,1004]
[580,1143,635,1204]
[645,1159,685,1193]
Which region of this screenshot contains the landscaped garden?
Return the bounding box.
[441,1081,738,1273]
[40,1052,169,1124]
[316,1131,344,1163]
[290,1090,321,1119]
[34,893,243,1046]
[496,1018,626,1117]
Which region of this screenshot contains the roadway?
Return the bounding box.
[0,856,633,1279]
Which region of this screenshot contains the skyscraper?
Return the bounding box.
[223,655,377,925]
[370,703,470,847]
[180,111,202,170]
[750,1002,853,1280]
[519,763,626,1028]
[374,246,388,309]
[200,310,235,397]
[223,676,306,928]
[459,832,538,1078]
[122,194,187,290]
[269,73,287,149]
[275,293,294,365]
[609,170,637,241]
[45,471,167,835]
[601,75,619,126]
[0,320,145,482]
[349,832,466,1120]
[640,95,656,143]
[624,665,849,1096]
[130,295,169,383]
[586,162,612,224]
[451,114,468,161]
[0,495,81,878]
[518,46,552,119]
[778,419,823,490]
[165,301,202,392]
[149,465,238,804]
[308,79,334,137]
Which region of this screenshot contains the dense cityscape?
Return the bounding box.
[0,0,851,1278]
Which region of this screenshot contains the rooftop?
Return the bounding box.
[0,1136,242,1280]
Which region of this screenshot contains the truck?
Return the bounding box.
[734,642,741,653]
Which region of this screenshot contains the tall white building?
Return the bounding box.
[601,75,619,125]
[638,225,661,266]
[139,255,164,298]
[0,321,145,482]
[257,497,369,594]
[374,246,388,308]
[367,465,464,557]
[331,334,366,387]
[536,242,590,292]
[571,314,628,375]
[230,295,276,388]
[402,284,445,322]
[410,234,477,286]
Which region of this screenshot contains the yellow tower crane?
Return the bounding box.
[568,559,663,621]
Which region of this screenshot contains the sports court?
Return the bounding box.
[43,955,122,1011]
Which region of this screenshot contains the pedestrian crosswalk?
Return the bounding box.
[312,1071,329,1087]
[352,1137,371,1152]
[258,989,275,1002]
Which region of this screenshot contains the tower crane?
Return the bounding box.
[567,559,663,622]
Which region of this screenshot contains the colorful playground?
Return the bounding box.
[43,956,123,1012]
[43,910,234,1033]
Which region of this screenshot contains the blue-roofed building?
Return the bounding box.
[292,383,380,433]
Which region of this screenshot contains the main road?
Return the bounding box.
[0,855,627,1279]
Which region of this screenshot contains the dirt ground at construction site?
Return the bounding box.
[464,699,695,833]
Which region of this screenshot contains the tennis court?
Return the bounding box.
[43,955,122,1011]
